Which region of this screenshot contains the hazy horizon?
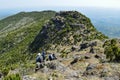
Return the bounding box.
[1,6,120,20]
[1,0,120,19]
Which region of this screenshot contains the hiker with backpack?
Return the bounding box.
[35,53,44,72]
[36,53,43,63]
[48,53,57,61]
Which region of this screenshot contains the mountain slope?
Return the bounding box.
[29,11,108,52]
[0,11,56,69]
[1,11,117,80]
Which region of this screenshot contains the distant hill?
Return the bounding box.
[81,8,120,38]
[92,17,120,38]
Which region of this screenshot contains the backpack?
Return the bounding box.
[49,54,54,61]
[36,55,43,63]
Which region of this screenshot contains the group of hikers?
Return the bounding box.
[35,50,57,72]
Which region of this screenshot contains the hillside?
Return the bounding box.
[0,11,120,80]
[29,11,107,52]
[0,11,56,69]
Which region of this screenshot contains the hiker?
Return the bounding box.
[52,53,57,59]
[41,50,46,60]
[49,53,57,61]
[36,53,43,63]
[35,53,44,72]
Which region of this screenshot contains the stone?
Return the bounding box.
[83,63,99,76]
[84,54,91,59]
[70,57,79,65]
[22,75,36,80]
[89,41,97,47]
[86,64,97,71]
[89,47,94,53]
[104,76,119,80]
[47,62,57,70]
[71,45,79,51]
[80,42,89,50]
[69,71,79,78]
[100,68,109,77]
[95,54,101,59]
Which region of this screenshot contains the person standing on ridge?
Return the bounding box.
[35,53,43,72]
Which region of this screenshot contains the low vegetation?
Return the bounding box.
[0,11,56,70]
[104,39,120,61]
[4,74,21,80]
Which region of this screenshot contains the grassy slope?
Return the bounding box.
[0,11,56,70]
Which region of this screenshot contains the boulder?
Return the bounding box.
[68,71,79,78]
[95,54,101,59]
[89,47,94,53]
[70,57,79,65]
[104,76,119,80]
[46,62,57,70]
[22,75,36,80]
[86,64,97,71]
[94,54,106,63]
[71,45,80,51]
[100,68,110,77]
[46,61,67,73]
[84,53,91,59]
[89,41,97,47]
[83,64,99,76]
[80,41,97,50]
[83,63,112,78]
[80,42,89,50]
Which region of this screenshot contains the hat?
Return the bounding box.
[37,53,41,56]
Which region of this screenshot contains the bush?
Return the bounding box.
[4,73,21,80]
[1,68,10,76]
[104,39,120,61]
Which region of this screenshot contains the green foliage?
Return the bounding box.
[60,49,69,58]
[4,74,21,80]
[0,11,56,70]
[1,68,10,76]
[0,11,56,30]
[60,53,68,58]
[104,39,120,61]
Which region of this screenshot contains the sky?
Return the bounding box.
[1,0,120,10]
[1,0,120,19]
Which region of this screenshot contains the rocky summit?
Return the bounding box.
[0,11,120,80]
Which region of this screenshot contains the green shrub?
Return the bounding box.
[104,39,120,61]
[4,73,21,80]
[60,49,68,58]
[60,53,67,58]
[1,68,10,76]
